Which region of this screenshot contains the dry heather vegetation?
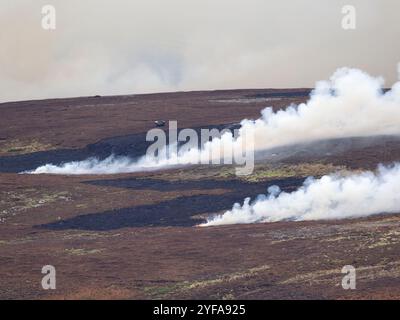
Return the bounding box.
[0,189,71,223]
[0,139,54,156]
[150,162,348,183]
[1,90,400,299]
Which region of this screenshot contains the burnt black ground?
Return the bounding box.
[37,176,305,230]
[0,123,240,173]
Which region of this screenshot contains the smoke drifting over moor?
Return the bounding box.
[201,163,400,226]
[29,65,400,175]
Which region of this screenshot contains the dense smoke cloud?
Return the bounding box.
[29,65,400,175]
[201,163,400,226]
[1,0,399,102]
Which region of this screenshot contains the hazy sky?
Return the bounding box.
[1,0,399,102]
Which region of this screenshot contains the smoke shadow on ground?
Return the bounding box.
[36,177,305,230]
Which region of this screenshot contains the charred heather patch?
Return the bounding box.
[36,176,305,230]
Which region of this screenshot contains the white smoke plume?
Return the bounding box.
[28,155,163,175]
[27,137,253,175]
[28,65,400,175]
[201,163,400,226]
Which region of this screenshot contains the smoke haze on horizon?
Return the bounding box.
[1,0,400,102]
